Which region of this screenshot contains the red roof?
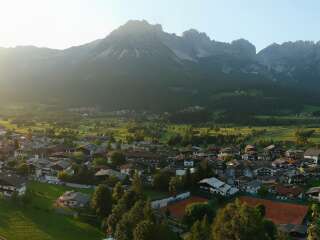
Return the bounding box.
[239,196,308,225]
[163,196,208,219]
[275,185,303,197]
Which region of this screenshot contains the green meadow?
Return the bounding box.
[0,182,102,240]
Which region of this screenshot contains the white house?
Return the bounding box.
[95,169,127,181]
[0,173,27,197]
[184,160,194,167]
[57,191,90,208]
[306,187,320,202]
[245,180,262,194]
[199,177,238,196]
[304,148,320,164]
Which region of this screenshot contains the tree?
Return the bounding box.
[112,182,124,203]
[256,204,266,217]
[132,173,143,194]
[72,151,86,163]
[167,134,182,146]
[184,168,193,189]
[114,200,146,240]
[106,202,127,235]
[57,171,70,181]
[153,170,172,191]
[262,219,277,240]
[93,157,108,167]
[311,203,320,220]
[194,160,213,182]
[276,230,291,240]
[169,177,180,196]
[16,163,30,176]
[133,220,154,240]
[110,151,126,166]
[114,216,132,240]
[91,184,112,218]
[308,221,320,240]
[127,200,146,226]
[212,199,276,240]
[295,129,315,145]
[183,202,215,227]
[308,204,320,240]
[143,200,155,223]
[13,139,20,150]
[187,216,211,240]
[153,223,180,240]
[258,185,269,198]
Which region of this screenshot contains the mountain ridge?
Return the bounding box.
[0,20,320,117]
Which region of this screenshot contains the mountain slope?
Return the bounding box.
[0,20,319,115]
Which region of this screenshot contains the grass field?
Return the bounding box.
[165,125,320,144]
[2,112,320,145]
[144,189,170,201]
[0,182,103,240]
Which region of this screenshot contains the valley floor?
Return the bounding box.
[0,182,102,240]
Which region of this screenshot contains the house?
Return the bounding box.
[57,191,90,208]
[218,147,239,160]
[258,175,278,185]
[95,169,127,181]
[242,153,257,161]
[120,163,144,176]
[27,157,53,178]
[225,160,240,180]
[184,160,194,167]
[243,145,257,161]
[211,159,226,176]
[278,224,307,239]
[175,169,186,176]
[245,145,256,154]
[27,156,72,180]
[125,151,162,168]
[234,176,252,190]
[254,167,275,177]
[49,160,72,175]
[0,173,27,197]
[245,180,262,194]
[272,158,288,168]
[240,160,254,178]
[262,145,280,161]
[199,177,238,196]
[306,187,320,202]
[274,185,303,200]
[304,148,320,164]
[286,149,304,160]
[279,170,306,185]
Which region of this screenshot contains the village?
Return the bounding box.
[0,121,319,240]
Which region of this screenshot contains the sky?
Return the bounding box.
[1,0,320,51]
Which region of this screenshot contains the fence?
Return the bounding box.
[151,192,190,209]
[64,182,95,189]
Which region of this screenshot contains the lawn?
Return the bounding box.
[144,189,170,201]
[0,182,103,240]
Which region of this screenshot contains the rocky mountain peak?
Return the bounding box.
[108,20,163,38]
[231,39,256,59]
[182,29,211,42]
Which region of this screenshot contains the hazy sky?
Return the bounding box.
[1,0,320,51]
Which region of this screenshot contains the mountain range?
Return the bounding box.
[1,20,320,118]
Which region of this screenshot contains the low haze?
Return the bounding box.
[1,0,320,51]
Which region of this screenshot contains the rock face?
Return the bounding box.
[0,20,320,110]
[257,41,320,85]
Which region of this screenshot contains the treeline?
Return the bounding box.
[90,176,180,240]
